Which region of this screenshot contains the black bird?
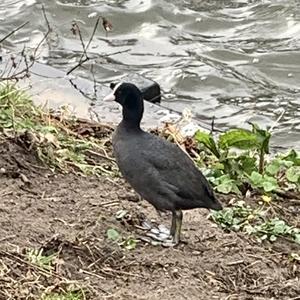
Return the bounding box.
[104,82,222,245]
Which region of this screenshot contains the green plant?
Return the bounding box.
[195,125,299,195]
[248,171,278,192]
[106,228,138,250]
[211,201,300,244]
[27,249,57,270]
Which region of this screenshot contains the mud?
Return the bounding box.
[0,139,299,300]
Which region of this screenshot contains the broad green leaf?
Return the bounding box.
[218,129,259,150]
[215,175,240,194]
[266,161,281,175]
[262,176,278,192]
[272,219,287,235]
[286,166,300,183]
[216,182,233,194]
[107,228,120,241]
[249,171,263,186]
[194,130,220,158]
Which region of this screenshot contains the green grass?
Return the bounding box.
[0,82,117,176]
[26,248,57,271]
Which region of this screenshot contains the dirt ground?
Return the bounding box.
[0,138,299,300]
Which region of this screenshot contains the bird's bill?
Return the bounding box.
[103,92,116,101]
[103,82,122,101]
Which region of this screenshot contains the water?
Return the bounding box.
[1,0,300,150]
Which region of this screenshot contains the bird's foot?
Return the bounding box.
[145,224,170,241]
[161,238,178,247]
[139,220,180,246]
[145,225,181,247]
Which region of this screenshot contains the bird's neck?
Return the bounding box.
[121,105,143,130]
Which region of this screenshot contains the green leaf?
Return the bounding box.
[249,171,263,186]
[282,149,300,166]
[238,155,258,175]
[218,129,259,150]
[266,161,281,175]
[262,176,278,192]
[286,166,300,183]
[194,130,220,158]
[272,219,287,234]
[249,122,271,154]
[215,175,240,194]
[216,182,233,194]
[262,181,277,192]
[107,228,120,241]
[123,238,137,250]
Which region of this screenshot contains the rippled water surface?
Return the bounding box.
[1,0,300,149]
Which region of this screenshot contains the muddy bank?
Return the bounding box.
[0,136,299,300]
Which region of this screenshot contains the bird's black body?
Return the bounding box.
[113,125,221,212]
[104,82,222,245]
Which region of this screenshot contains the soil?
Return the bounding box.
[0,137,299,300]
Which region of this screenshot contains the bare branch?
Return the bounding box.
[41,4,51,32]
[0,6,52,81]
[0,21,30,44]
[67,17,101,75]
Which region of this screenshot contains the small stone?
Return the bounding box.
[252,58,259,63]
[288,73,293,78]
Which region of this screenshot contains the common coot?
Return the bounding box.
[104,82,222,245]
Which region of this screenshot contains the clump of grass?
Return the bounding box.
[0,82,117,176]
[27,248,57,271]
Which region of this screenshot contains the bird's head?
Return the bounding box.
[104,82,144,127]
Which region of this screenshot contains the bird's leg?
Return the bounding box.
[172,209,182,245]
[160,210,183,247]
[170,211,177,237]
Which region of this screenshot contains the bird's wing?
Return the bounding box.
[140,134,214,202]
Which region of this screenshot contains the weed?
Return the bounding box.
[106,228,138,250]
[210,201,300,244]
[27,248,57,271]
[195,125,299,195]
